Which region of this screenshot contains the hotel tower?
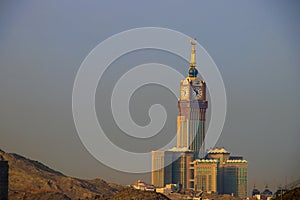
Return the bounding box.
[151,39,247,198]
[177,38,208,157]
[152,39,208,188]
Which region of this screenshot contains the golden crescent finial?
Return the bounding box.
[190,38,197,45]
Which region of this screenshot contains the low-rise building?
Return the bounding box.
[131,180,155,191]
[156,183,180,194]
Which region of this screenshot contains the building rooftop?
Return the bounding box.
[192,159,219,163]
[207,147,230,154]
[226,159,247,163]
[168,147,193,152]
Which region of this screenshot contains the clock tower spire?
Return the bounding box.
[190,38,197,67]
[177,38,208,158]
[188,38,199,79]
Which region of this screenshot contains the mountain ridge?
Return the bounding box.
[0,148,122,199]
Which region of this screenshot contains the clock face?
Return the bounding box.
[181,86,189,99]
[192,87,202,99]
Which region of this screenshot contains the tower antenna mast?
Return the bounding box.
[190,38,197,67]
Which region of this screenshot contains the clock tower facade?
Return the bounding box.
[177,39,208,158]
[152,39,209,188]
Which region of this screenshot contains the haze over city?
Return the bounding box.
[0,0,299,196]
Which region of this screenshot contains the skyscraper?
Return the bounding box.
[151,149,194,188]
[152,39,207,187]
[151,39,248,198]
[191,148,248,198]
[177,39,208,158]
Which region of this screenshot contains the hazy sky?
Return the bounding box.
[0,0,300,194]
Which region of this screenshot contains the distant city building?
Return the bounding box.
[176,39,208,158]
[0,156,8,200]
[252,185,260,197]
[191,159,218,192]
[152,148,194,188]
[261,185,272,197]
[152,39,207,187]
[151,39,248,198]
[251,185,273,200]
[190,148,248,198]
[131,180,155,191]
[156,183,180,194]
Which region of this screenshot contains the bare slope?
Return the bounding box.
[0,149,122,199]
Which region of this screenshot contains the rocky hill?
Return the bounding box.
[274,187,300,200]
[108,188,170,200]
[0,149,123,199]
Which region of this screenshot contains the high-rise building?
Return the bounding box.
[152,150,173,187]
[190,148,248,198]
[177,39,208,158]
[152,39,207,188]
[152,148,194,188]
[0,157,8,200]
[151,39,248,198]
[191,159,218,192]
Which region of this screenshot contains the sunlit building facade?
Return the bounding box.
[191,159,218,192]
[152,148,194,188]
[191,148,248,198]
[151,40,247,198]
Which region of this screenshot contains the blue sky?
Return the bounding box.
[0,0,299,194]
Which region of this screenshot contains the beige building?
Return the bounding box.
[152,39,207,188]
[191,159,218,192]
[152,150,173,187]
[152,148,194,188]
[151,40,247,199]
[190,148,248,198]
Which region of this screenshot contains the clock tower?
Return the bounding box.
[177,39,208,158]
[152,39,209,188]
